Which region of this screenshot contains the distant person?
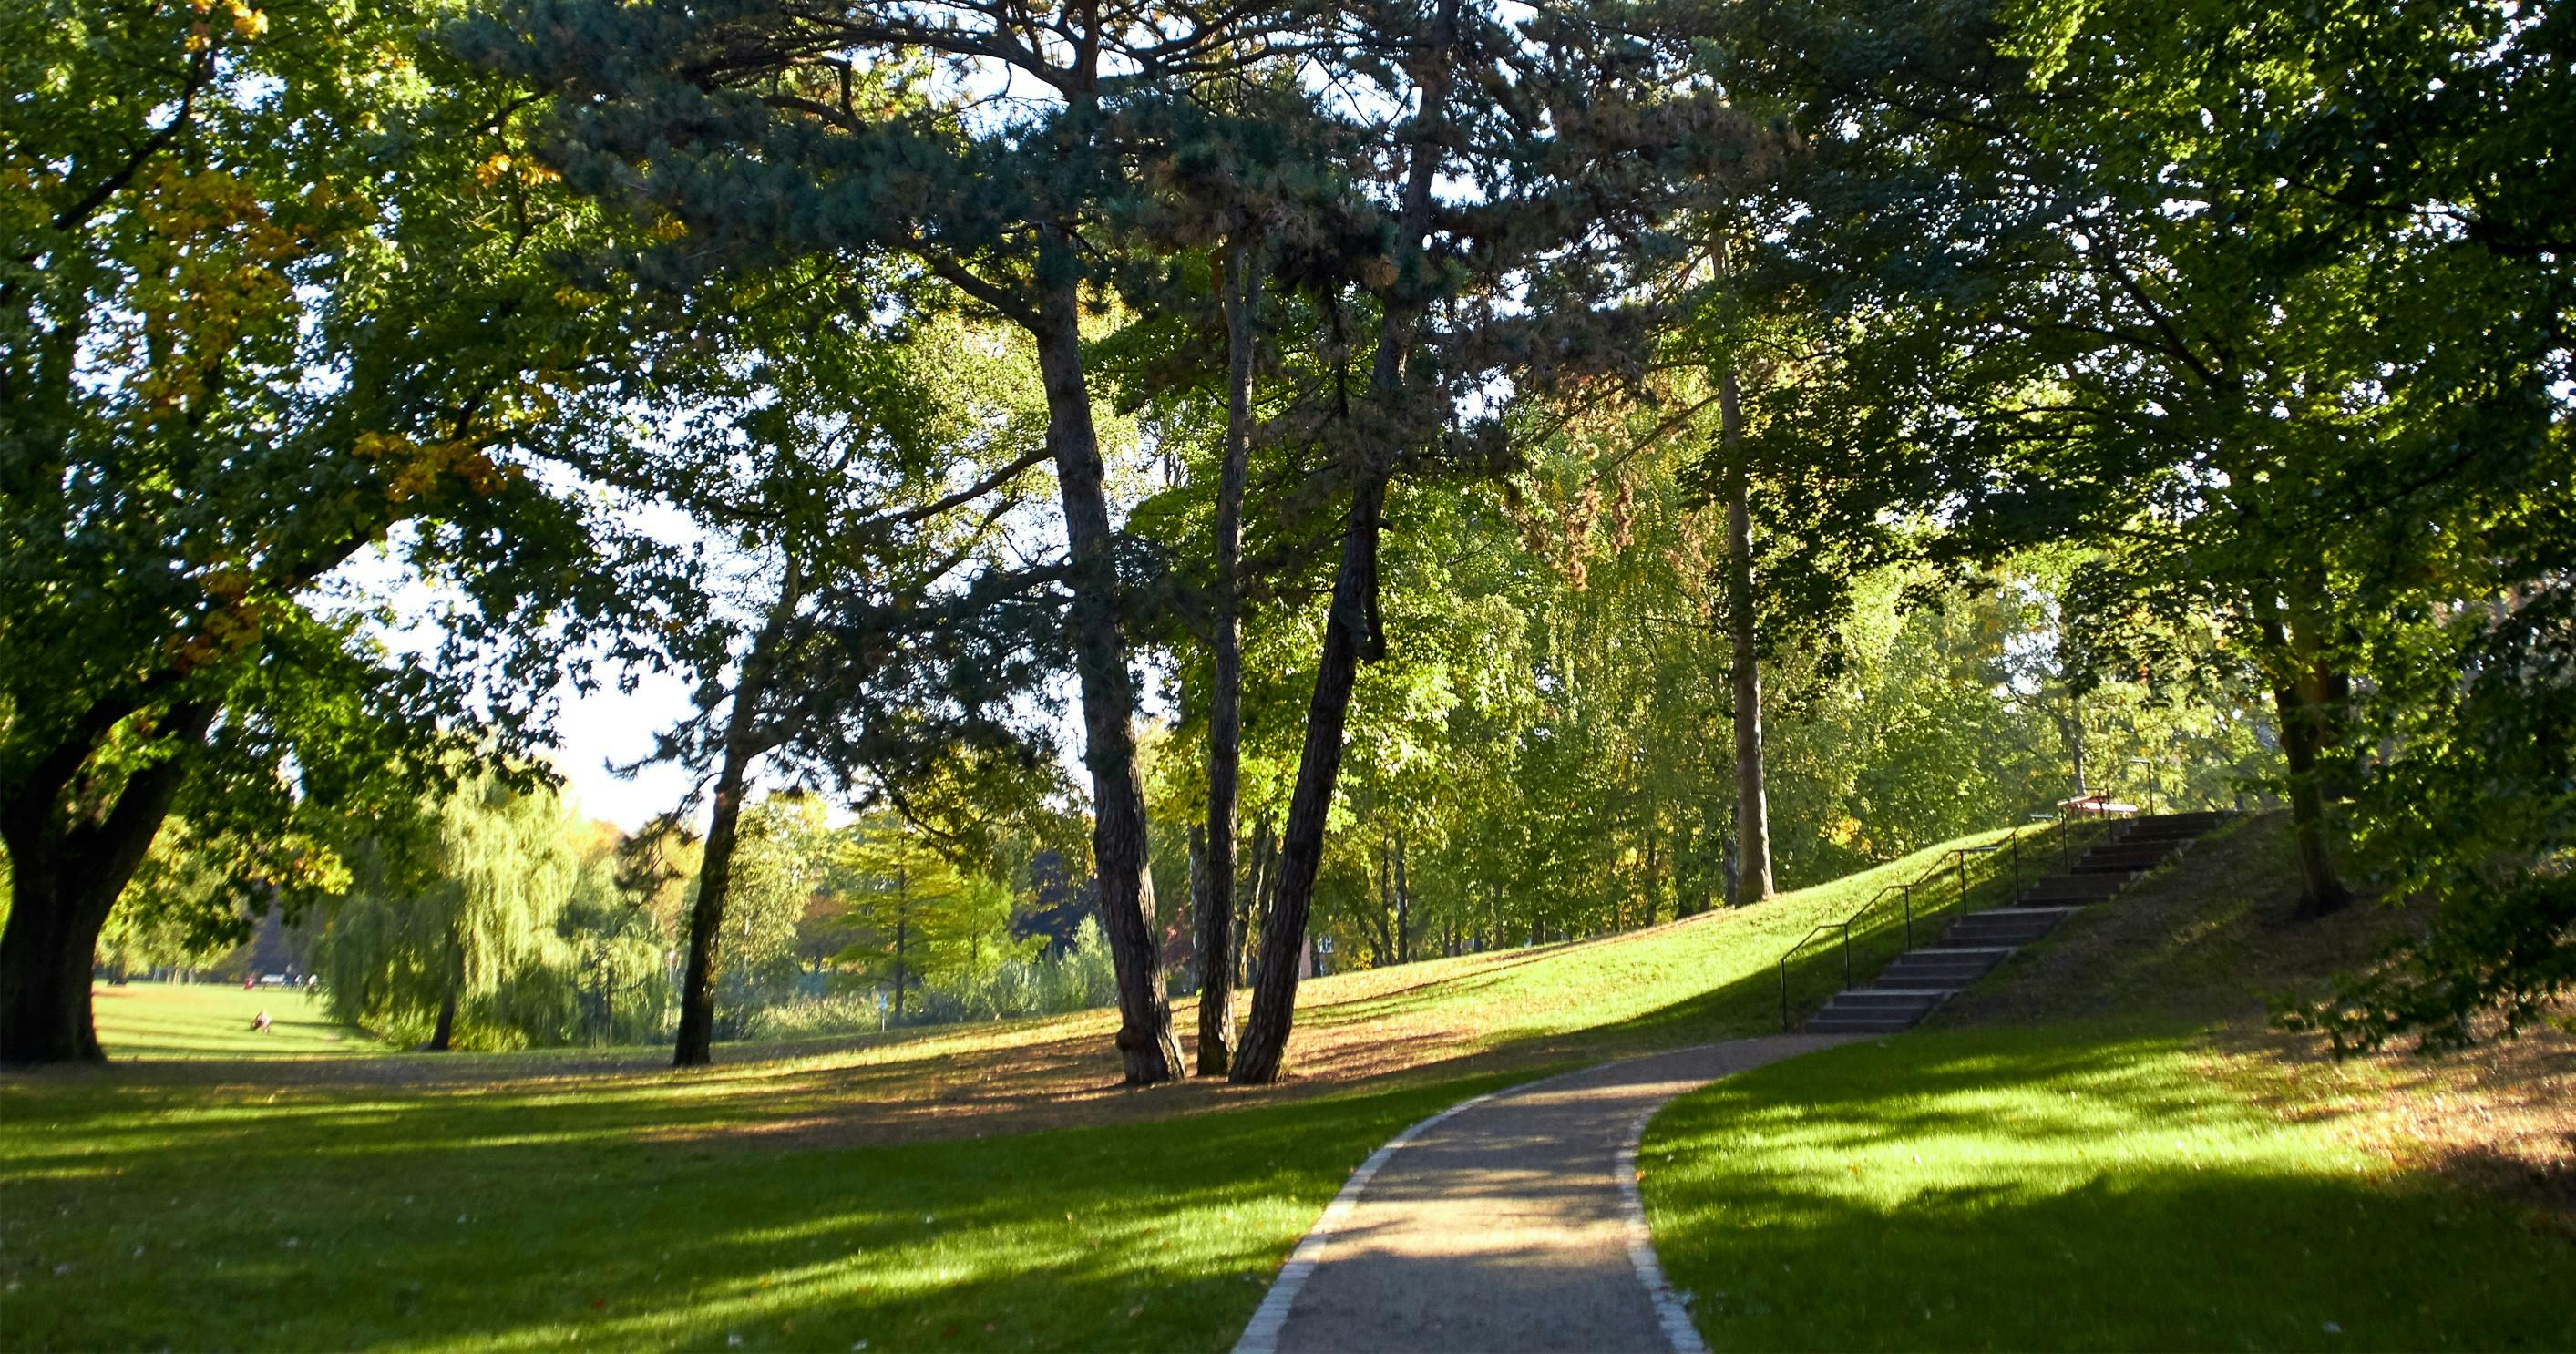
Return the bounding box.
[242,975,257,990]
[251,1010,272,1034]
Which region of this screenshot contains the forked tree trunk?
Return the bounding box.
[1719,366,1775,903]
[0,701,212,1065]
[673,564,800,1068]
[1033,265,1184,1085]
[1196,239,1260,1076]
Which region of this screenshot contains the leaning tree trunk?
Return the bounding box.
[673,564,801,1068]
[1033,263,1185,1085]
[0,701,212,1065]
[1229,0,1459,1087]
[1196,238,1260,1076]
[1719,366,1775,903]
[1230,474,1390,1083]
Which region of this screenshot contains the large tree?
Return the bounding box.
[477,0,1338,1083]
[1696,0,2571,919]
[0,0,661,1063]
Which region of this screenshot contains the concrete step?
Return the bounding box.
[2022,872,2130,898]
[2078,843,2182,868]
[1941,917,2067,947]
[2123,811,2230,830]
[1806,1014,1924,1034]
[1879,952,2007,980]
[1945,912,2068,935]
[1821,992,1948,1018]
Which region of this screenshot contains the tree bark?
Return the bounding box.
[1392,829,1411,964]
[2261,589,2352,918]
[427,979,459,1053]
[1719,365,1775,903]
[1229,472,1391,1082]
[673,563,801,1068]
[1230,0,1459,1087]
[1033,265,1184,1085]
[0,701,213,1065]
[1196,239,1259,1076]
[891,858,909,1021]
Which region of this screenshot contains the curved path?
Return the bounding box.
[1234,1034,1854,1354]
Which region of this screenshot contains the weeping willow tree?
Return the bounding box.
[314,774,578,1051]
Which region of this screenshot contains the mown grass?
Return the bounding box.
[1639,1026,2571,1351]
[0,1067,1524,1352]
[90,982,371,1059]
[3,823,2045,1350]
[1642,815,2573,1351]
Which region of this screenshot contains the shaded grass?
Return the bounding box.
[1639,1026,2573,1352]
[0,1069,1527,1352]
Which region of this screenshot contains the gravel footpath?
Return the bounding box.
[1235,1034,1853,1354]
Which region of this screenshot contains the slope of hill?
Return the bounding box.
[1641,813,2574,1352]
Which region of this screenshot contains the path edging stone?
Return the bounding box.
[1231,1089,1504,1354]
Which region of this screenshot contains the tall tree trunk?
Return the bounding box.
[1373,837,1397,965]
[1230,0,1459,1086]
[1392,830,1411,964]
[1719,366,1775,902]
[1640,826,1660,928]
[427,953,460,1053]
[2264,596,2352,918]
[1196,239,1259,1076]
[673,563,801,1068]
[1229,472,1391,1082]
[1237,816,1276,988]
[892,861,910,1021]
[0,701,212,1065]
[1033,266,1184,1085]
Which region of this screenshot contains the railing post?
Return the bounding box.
[1780,959,1790,1032]
[1842,925,1853,988]
[1956,853,1969,913]
[1902,882,1914,950]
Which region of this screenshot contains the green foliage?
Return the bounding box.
[313,773,672,1049]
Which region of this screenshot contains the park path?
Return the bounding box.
[1235,1034,1855,1354]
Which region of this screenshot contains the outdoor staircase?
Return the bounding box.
[1802,811,2231,1035]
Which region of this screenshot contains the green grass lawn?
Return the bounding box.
[1639,1025,2572,1351]
[3,826,2048,1350]
[90,981,375,1058]
[0,1066,1525,1351]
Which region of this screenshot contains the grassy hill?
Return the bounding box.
[1640,814,2575,1352]
[5,821,2033,1351]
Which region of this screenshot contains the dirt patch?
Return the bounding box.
[2232,1024,2576,1236]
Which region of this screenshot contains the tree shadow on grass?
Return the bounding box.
[0,1072,1534,1352]
[1641,1028,2575,1353]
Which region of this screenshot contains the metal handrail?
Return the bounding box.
[1773,812,2071,1032]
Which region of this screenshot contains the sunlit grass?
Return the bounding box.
[91,982,375,1058]
[1,822,2047,1349]
[0,1069,1524,1351]
[1639,1026,2572,1351]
